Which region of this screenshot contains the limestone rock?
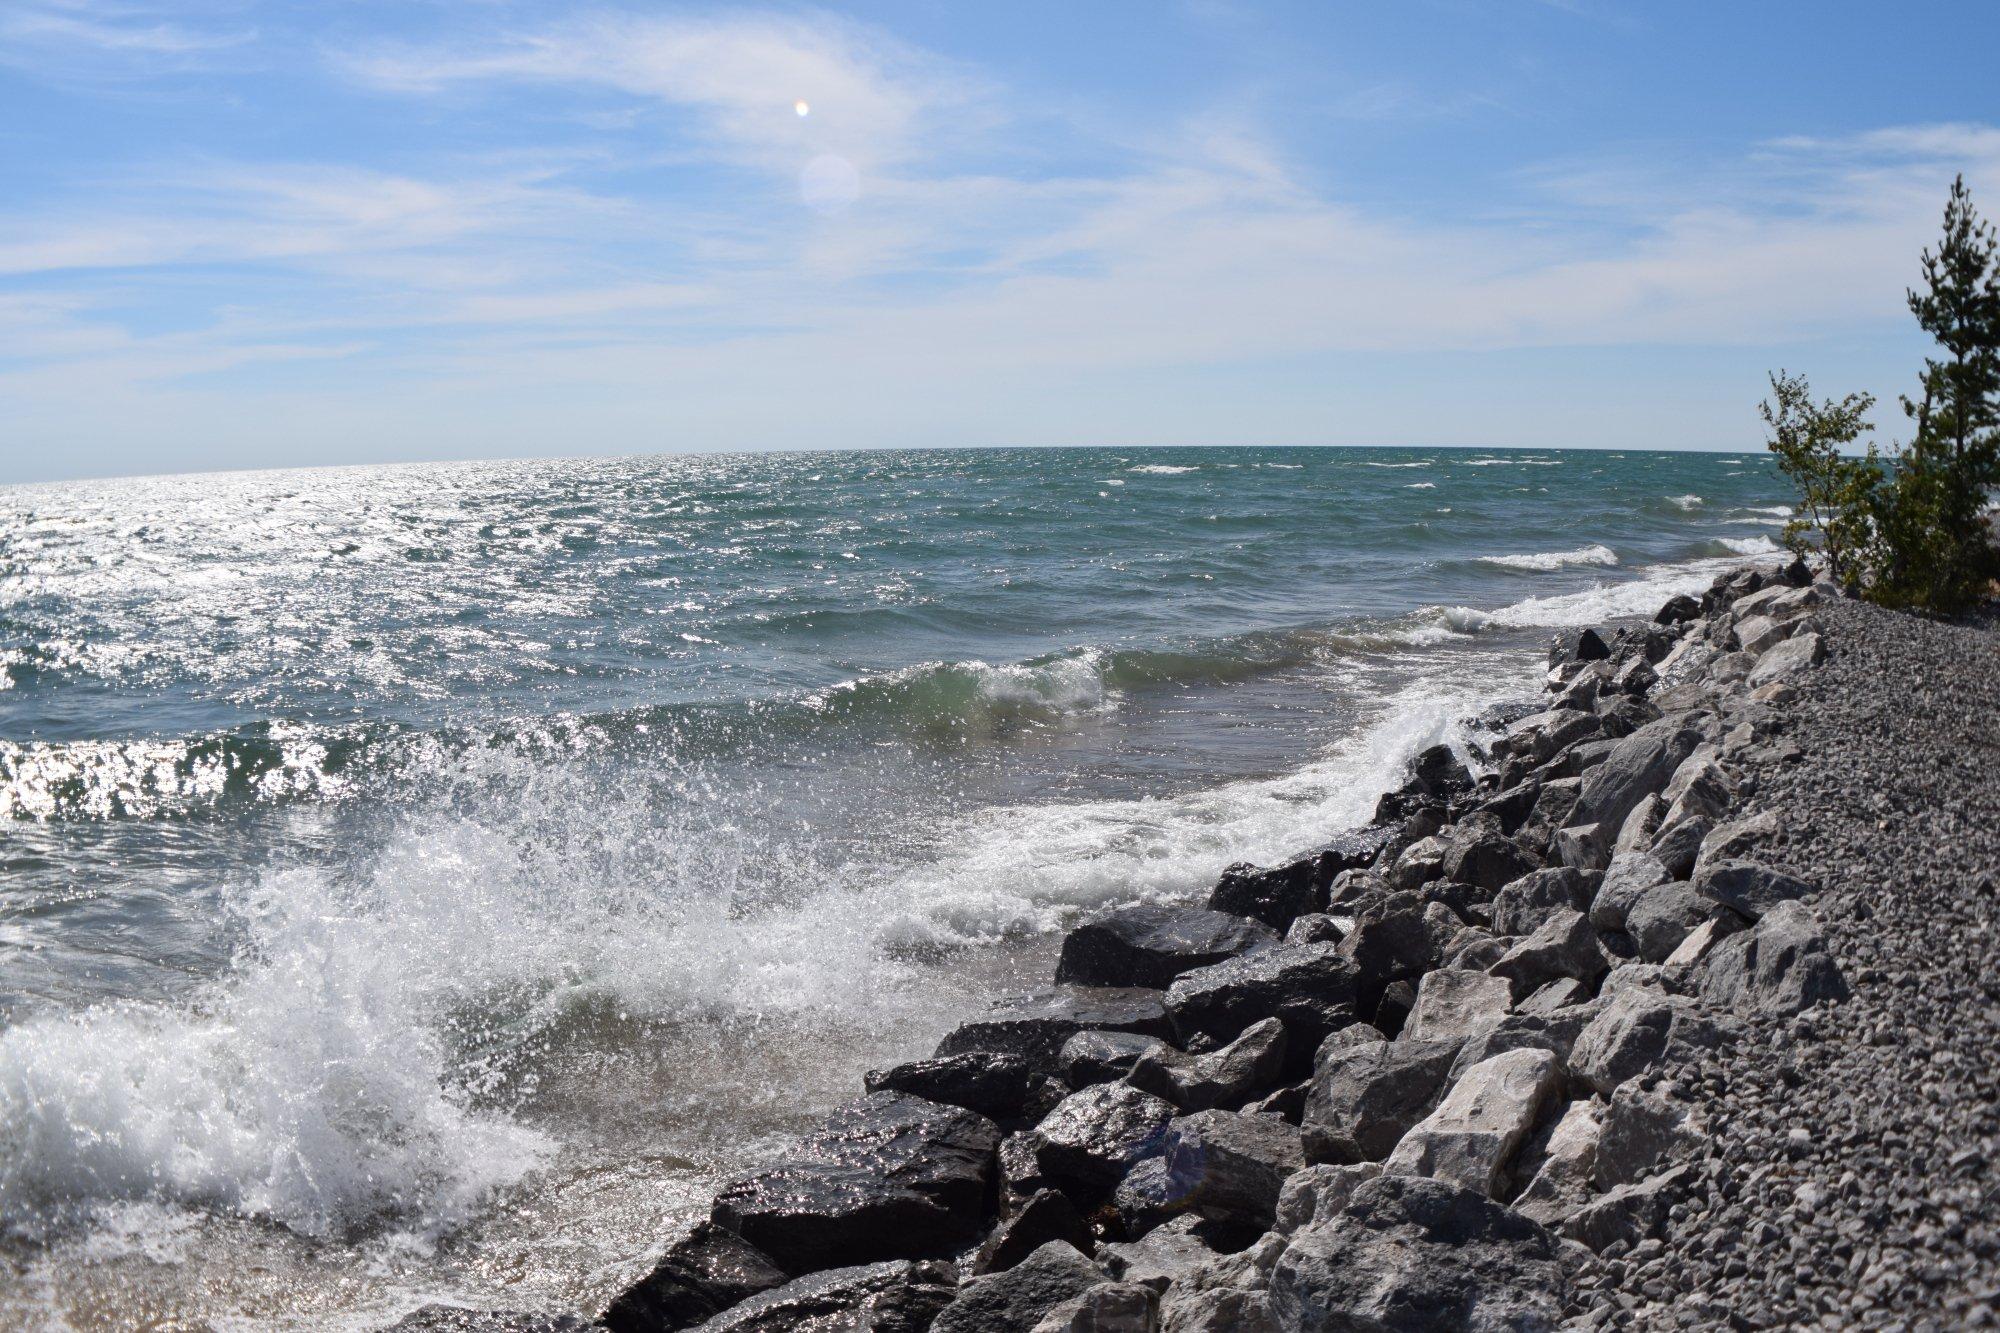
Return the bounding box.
[1382,1048,1563,1198]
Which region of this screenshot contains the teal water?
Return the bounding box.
[0,446,1789,1327]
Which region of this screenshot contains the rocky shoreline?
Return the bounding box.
[383,562,1998,1332]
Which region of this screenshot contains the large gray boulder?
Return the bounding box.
[1030,1282,1160,1332]
[1746,630,1825,687]
[1058,906,1278,990]
[1061,1030,1173,1090]
[1624,878,1706,963]
[1156,1110,1306,1230]
[1382,1049,1563,1198]
[1489,867,1594,938]
[933,1242,1106,1333]
[1693,860,1813,922]
[1301,1038,1458,1165]
[1568,990,1733,1095]
[1400,968,1511,1045]
[1698,900,1850,1018]
[1588,852,1671,932]
[711,1093,1001,1275]
[1268,1175,1568,1332]
[1035,1082,1178,1195]
[1568,716,1707,855]
[1487,909,1606,1000]
[1274,1163,1383,1235]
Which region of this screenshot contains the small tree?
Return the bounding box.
[1764,175,2000,613]
[1759,371,1879,586]
[1873,175,2000,612]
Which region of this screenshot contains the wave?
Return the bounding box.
[1127,465,1198,475]
[1405,482,1436,490]
[1477,544,1619,571]
[1361,462,1430,469]
[1708,535,1782,556]
[1465,458,1562,467]
[1668,494,1703,510]
[0,658,1518,1243]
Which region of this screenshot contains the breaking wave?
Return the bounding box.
[1478,544,1619,571]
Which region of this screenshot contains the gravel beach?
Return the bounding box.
[1588,594,2000,1330]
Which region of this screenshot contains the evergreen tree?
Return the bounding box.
[1874,175,2000,611]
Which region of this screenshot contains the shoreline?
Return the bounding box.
[365,557,1999,1332]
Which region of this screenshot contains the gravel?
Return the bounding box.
[1591,594,2000,1330]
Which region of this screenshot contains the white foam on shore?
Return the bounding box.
[1479,544,1619,571]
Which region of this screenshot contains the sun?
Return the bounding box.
[794,100,810,118]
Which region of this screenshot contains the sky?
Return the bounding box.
[2,1,1998,482]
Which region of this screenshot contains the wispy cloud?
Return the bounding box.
[0,1,253,77]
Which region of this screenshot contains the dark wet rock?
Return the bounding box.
[1283,912,1342,945]
[1489,866,1594,937]
[937,988,1175,1075]
[379,1309,591,1333]
[1595,691,1662,739]
[600,1221,788,1333]
[1474,779,1541,836]
[1269,1174,1567,1332]
[1109,1155,1189,1237]
[970,1189,1094,1276]
[1692,859,1813,921]
[711,1092,1001,1275]
[1165,942,1360,1057]
[866,1052,1064,1128]
[999,1131,1053,1210]
[1550,626,1613,668]
[1156,1109,1306,1230]
[1383,1048,1563,1197]
[932,1241,1106,1333]
[1487,908,1607,1000]
[1405,743,1473,800]
[1654,592,1700,624]
[690,1260,958,1332]
[1057,905,1277,990]
[1697,899,1850,1017]
[1125,1016,1286,1111]
[1208,828,1395,932]
[1058,1029,1170,1090]
[1336,895,1441,1013]
[1440,831,1541,894]
[1033,1082,1177,1195]
[1301,1037,1458,1165]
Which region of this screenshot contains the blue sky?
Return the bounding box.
[2,1,1997,482]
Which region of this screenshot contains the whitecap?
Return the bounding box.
[1668,494,1703,510]
[1127,465,1197,475]
[1478,544,1619,571]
